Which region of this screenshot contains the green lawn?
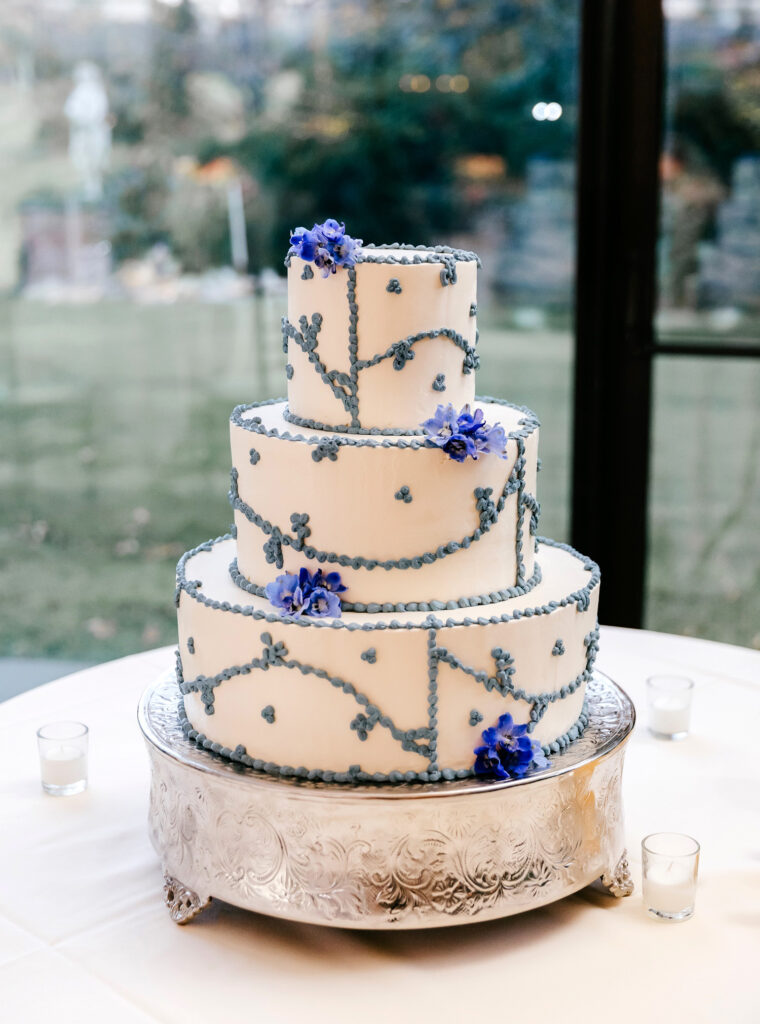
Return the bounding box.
[1,297,758,661]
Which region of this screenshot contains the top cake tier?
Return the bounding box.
[284,244,480,433]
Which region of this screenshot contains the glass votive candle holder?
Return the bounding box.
[37,721,89,796]
[646,675,694,740]
[642,832,700,921]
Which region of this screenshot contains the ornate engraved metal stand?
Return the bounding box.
[139,670,635,929]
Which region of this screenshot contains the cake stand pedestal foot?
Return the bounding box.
[597,850,634,898]
[163,873,211,924]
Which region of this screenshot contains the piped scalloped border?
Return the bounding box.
[285,241,481,270]
[230,394,540,445]
[227,557,543,613]
[175,534,600,632]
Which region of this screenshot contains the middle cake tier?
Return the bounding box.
[230,397,540,608]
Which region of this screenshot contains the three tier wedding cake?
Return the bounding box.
[174,221,601,784]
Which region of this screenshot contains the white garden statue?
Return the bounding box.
[64,62,111,201]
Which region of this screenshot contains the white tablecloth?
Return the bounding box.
[1,627,759,1024]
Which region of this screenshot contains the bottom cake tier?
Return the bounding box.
[175,535,600,783]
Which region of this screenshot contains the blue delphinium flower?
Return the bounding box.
[265,567,347,619]
[288,219,363,276]
[288,226,322,263]
[473,713,551,780]
[421,403,509,462]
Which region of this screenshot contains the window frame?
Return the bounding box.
[572,0,760,628]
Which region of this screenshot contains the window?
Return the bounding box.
[646,1,760,646]
[1,0,580,670]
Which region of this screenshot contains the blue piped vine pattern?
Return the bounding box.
[176,614,599,784]
[283,245,481,430]
[178,632,432,757]
[283,308,480,428]
[228,397,541,608]
[229,461,529,583]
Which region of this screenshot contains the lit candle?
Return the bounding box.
[646,676,694,740]
[37,722,88,796]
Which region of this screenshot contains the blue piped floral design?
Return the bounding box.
[261,705,275,724]
[469,709,483,726]
[265,567,347,619]
[432,373,446,392]
[421,403,509,463]
[491,647,516,690]
[552,639,566,656]
[473,713,551,781]
[288,219,363,276]
[199,682,216,715]
[474,487,497,529]
[260,632,288,667]
[312,438,340,463]
[394,485,413,504]
[351,707,380,741]
[285,363,294,380]
[301,264,314,280]
[294,313,322,353]
[390,338,415,370]
[249,447,260,465]
[440,262,457,286]
[462,347,478,374]
[263,529,284,568]
[361,647,377,664]
[289,512,311,550]
[386,277,402,294]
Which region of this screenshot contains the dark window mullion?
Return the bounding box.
[572,0,665,627]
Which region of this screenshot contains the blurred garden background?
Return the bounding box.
[0,0,758,694]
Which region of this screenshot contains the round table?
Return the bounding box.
[1,627,758,1023]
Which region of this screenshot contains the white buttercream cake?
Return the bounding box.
[174,228,600,784]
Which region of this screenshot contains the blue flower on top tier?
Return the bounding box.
[265,567,347,619]
[473,713,551,781]
[421,403,509,463]
[288,219,363,276]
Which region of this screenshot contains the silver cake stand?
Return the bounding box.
[138,670,635,928]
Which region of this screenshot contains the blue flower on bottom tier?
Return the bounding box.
[265,567,347,619]
[473,713,551,780]
[288,219,363,276]
[421,403,509,462]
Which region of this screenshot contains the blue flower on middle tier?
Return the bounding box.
[265,567,347,619]
[473,712,551,781]
[421,403,509,463]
